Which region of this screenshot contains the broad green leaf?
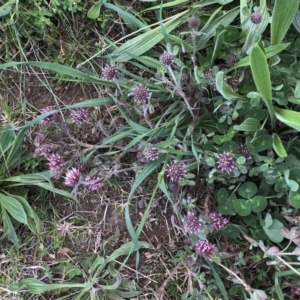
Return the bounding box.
[105,241,151,263]
[263,217,284,243]
[233,118,261,131]
[274,107,300,131]
[0,61,116,86]
[2,208,19,248]
[0,193,27,224]
[238,182,257,199]
[250,45,275,127]
[240,0,249,25]
[217,193,236,216]
[104,3,147,31]
[0,1,12,16]
[217,188,229,203]
[109,10,187,62]
[221,224,240,238]
[250,131,273,152]
[233,199,251,216]
[272,133,287,157]
[0,126,15,157]
[211,30,226,66]
[216,71,246,100]
[289,190,300,208]
[250,196,267,213]
[228,43,290,71]
[8,279,88,294]
[293,10,300,33]
[271,0,299,46]
[87,1,103,19]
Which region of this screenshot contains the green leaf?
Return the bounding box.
[87,1,103,19]
[8,279,88,294]
[0,193,27,224]
[238,182,257,199]
[272,133,287,157]
[233,199,252,216]
[250,131,273,152]
[104,3,147,31]
[198,7,239,49]
[289,190,300,208]
[293,10,300,33]
[211,30,226,66]
[250,196,267,213]
[105,241,151,263]
[229,43,290,71]
[216,71,246,100]
[233,118,261,131]
[217,188,229,203]
[109,10,187,62]
[0,126,15,157]
[250,45,275,127]
[263,216,284,243]
[2,208,19,248]
[125,155,166,246]
[221,224,240,238]
[271,0,299,46]
[274,107,300,131]
[0,1,12,17]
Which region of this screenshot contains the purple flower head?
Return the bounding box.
[144,146,159,161]
[195,239,215,257]
[159,52,173,67]
[182,211,201,234]
[188,17,200,30]
[85,174,104,191]
[209,212,228,230]
[33,134,54,158]
[250,12,262,24]
[40,107,56,124]
[71,108,90,125]
[64,168,81,187]
[226,53,238,67]
[47,153,65,172]
[131,86,151,104]
[166,161,186,183]
[102,64,117,81]
[238,144,252,160]
[217,152,236,174]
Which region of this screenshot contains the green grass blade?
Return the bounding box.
[216,71,246,100]
[271,0,299,46]
[104,3,148,31]
[198,7,239,49]
[2,208,19,248]
[125,155,166,244]
[109,10,187,62]
[228,43,290,71]
[142,0,189,12]
[250,45,275,128]
[0,62,116,86]
[0,193,28,224]
[293,10,300,33]
[210,30,226,66]
[207,261,229,300]
[274,107,300,131]
[272,133,287,157]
